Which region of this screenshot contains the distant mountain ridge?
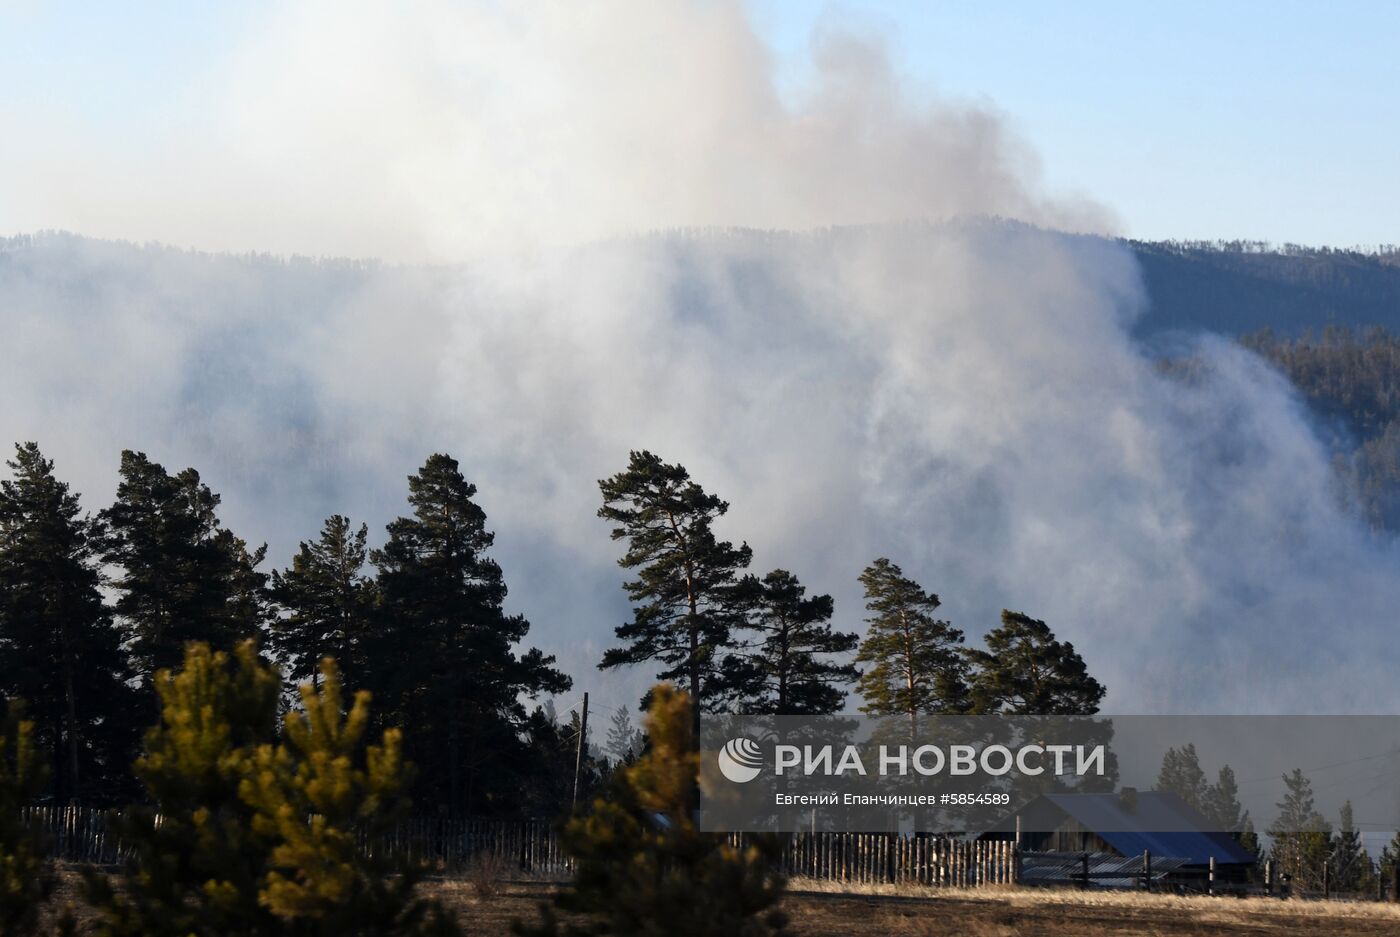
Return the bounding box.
[1129,239,1400,337]
[7,228,1400,340]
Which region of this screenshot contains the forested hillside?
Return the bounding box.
[1130,240,1400,336]
[1241,328,1400,531]
[1127,241,1400,530]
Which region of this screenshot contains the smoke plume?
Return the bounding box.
[1,1,1395,713]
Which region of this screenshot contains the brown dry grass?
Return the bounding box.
[789,876,1400,921]
[430,877,1400,937]
[780,879,1400,935]
[49,868,1400,935]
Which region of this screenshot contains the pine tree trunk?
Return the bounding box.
[64,669,80,801]
[449,708,462,814]
[685,561,702,748]
[689,617,701,745]
[61,620,81,802]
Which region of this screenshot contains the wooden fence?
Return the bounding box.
[32,806,1206,891]
[33,807,1400,902]
[28,806,1027,884]
[738,832,1021,886]
[22,806,575,876]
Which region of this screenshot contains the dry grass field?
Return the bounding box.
[428,877,1400,937]
[50,869,1400,935]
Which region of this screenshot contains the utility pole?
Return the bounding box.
[572,692,589,812]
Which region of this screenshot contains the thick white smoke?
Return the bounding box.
[1,2,1396,714]
[1,0,1111,259]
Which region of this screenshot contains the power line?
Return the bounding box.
[1235,748,1400,786]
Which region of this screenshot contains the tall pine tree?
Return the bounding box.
[728,569,858,715]
[1332,801,1372,894]
[1205,764,1245,831]
[1379,831,1400,890]
[604,705,643,764]
[369,454,569,814]
[854,559,969,733]
[1156,747,1257,849]
[1268,768,1332,890]
[268,515,375,686]
[597,451,751,737]
[966,610,1104,714]
[99,450,268,684]
[1155,744,1210,812]
[0,443,136,802]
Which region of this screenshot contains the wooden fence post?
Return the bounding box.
[1208,856,1216,896]
[1079,853,1090,890]
[1142,850,1151,892]
[1322,860,1329,901]
[1264,859,1274,897]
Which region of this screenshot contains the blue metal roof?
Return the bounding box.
[1038,792,1255,865]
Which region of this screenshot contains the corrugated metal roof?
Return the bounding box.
[1025,792,1255,865]
[1019,851,1195,887]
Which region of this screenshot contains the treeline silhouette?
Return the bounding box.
[0,446,577,816]
[1130,241,1400,336]
[0,443,1104,816]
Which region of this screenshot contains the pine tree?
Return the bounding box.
[1206,764,1259,856]
[605,706,642,764]
[84,642,462,937]
[1205,764,1246,832]
[1267,768,1332,891]
[370,454,569,814]
[1155,744,1209,813]
[597,451,752,738]
[83,641,284,937]
[854,559,969,733]
[518,704,605,817]
[0,700,56,937]
[727,570,858,715]
[240,659,461,935]
[520,684,787,937]
[966,610,1104,714]
[269,515,375,686]
[1332,800,1372,894]
[1380,831,1400,889]
[99,450,268,684]
[1239,814,1261,862]
[0,443,137,802]
[1156,750,1258,849]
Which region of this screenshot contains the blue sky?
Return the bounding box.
[3,1,1397,247]
[752,1,1400,246]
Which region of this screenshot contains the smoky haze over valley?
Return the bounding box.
[3,1,1399,716]
[6,226,1400,716]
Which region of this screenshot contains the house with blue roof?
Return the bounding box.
[981,789,1256,885]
